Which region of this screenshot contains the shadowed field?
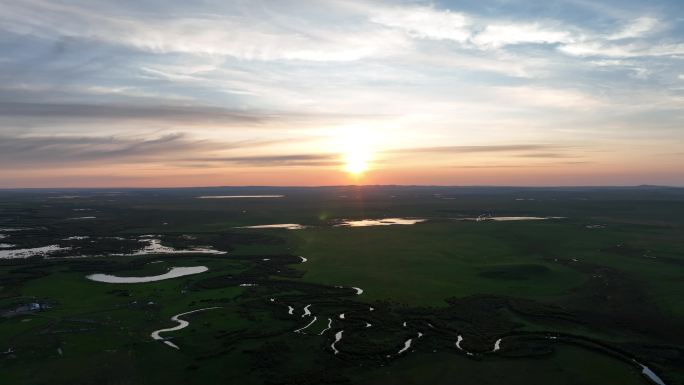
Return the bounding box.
[0,186,682,385]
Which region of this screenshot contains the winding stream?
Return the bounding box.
[455,335,474,356]
[397,338,413,354]
[294,316,318,334]
[150,307,221,349]
[336,285,364,295]
[331,331,343,354]
[319,318,333,335]
[638,362,666,385]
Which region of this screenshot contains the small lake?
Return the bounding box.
[237,224,306,230]
[455,216,565,222]
[86,266,209,283]
[336,218,426,227]
[196,195,284,199]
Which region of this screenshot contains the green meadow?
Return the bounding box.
[0,186,682,384]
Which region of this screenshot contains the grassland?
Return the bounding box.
[0,186,682,384]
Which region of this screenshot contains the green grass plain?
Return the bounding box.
[0,186,682,384]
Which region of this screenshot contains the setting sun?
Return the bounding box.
[337,127,374,176]
[344,151,369,175]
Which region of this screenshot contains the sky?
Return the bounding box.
[1,0,683,187]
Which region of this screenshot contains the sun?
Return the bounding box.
[332,125,376,177]
[344,150,369,175]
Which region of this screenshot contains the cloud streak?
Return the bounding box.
[385,144,572,154]
[188,154,339,167]
[0,133,282,166]
[0,102,267,123]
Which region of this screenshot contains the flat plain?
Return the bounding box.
[0,186,682,385]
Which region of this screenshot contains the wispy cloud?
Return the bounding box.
[187,154,339,167]
[386,144,572,154]
[608,17,659,40]
[0,133,281,167]
[0,0,407,62]
[513,153,583,159]
[492,86,604,109]
[370,5,471,42]
[471,23,573,49]
[559,40,684,58]
[0,102,267,123]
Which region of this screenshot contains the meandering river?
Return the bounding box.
[151,307,221,349]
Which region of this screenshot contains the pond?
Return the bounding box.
[196,195,284,199]
[86,266,209,283]
[336,218,426,227]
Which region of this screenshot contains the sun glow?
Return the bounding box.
[344,151,370,175]
[336,126,375,177]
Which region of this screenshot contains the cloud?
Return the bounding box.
[0,133,278,167]
[608,17,659,40]
[370,5,471,42]
[0,101,384,128]
[0,1,682,187]
[0,0,408,62]
[0,102,267,123]
[452,161,591,169]
[493,86,603,109]
[0,132,336,170]
[386,144,569,154]
[188,154,339,167]
[472,23,573,49]
[554,16,681,59]
[1,1,678,65]
[513,153,583,159]
[559,41,684,58]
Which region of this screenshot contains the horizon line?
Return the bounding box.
[0,184,682,191]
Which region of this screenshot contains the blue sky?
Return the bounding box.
[0,0,682,187]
